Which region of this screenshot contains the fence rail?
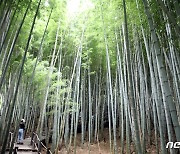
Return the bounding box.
[6,131,52,154]
[7,132,17,154]
[31,132,52,154]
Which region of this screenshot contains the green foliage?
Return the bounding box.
[23,53,69,105]
[11,0,148,77]
[1,0,152,111]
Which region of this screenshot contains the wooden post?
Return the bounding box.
[7,132,12,148]
[33,134,37,150]
[7,133,11,148]
[14,147,18,154]
[10,133,13,145]
[38,140,42,153]
[31,133,34,145]
[47,148,50,154]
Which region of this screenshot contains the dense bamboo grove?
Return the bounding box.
[0,0,180,153]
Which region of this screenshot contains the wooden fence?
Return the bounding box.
[31,132,52,154]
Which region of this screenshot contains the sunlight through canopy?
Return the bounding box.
[66,0,94,19]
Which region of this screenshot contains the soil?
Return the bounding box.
[57,128,158,154]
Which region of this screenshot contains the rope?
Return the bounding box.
[32,132,53,154]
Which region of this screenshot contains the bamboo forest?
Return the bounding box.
[0,0,180,153]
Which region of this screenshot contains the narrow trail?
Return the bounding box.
[6,138,37,154]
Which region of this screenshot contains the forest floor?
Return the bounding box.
[1,128,158,154]
[57,128,158,154]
